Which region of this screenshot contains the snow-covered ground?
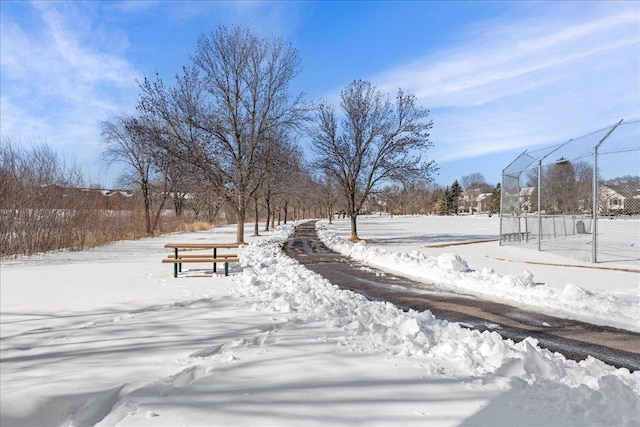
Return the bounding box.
[1,215,638,426]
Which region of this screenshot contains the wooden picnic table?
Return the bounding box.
[163,242,243,277]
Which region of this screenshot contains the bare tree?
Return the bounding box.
[189,181,225,222]
[101,114,170,234]
[545,158,577,214]
[311,79,436,240]
[1,137,149,256]
[461,172,491,191]
[290,166,320,221]
[317,172,340,223]
[138,26,306,243]
[257,134,303,232]
[573,160,593,213]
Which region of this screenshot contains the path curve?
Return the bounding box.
[283,221,640,371]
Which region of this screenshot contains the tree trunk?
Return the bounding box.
[253,195,260,236]
[142,181,152,234]
[173,193,183,217]
[271,210,275,229]
[152,197,167,235]
[236,210,245,244]
[349,214,359,241]
[264,193,271,232]
[283,201,288,224]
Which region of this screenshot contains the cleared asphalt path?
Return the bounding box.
[283,221,640,371]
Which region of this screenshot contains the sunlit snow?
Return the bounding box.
[1,215,638,426]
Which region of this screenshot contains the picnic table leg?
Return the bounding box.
[225,262,229,276]
[213,248,217,273]
[174,248,179,277]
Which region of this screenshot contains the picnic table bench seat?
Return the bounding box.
[163,242,243,277]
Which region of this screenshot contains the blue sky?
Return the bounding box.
[1,1,638,188]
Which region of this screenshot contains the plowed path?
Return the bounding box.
[283,221,640,371]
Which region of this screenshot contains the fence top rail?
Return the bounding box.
[501,119,637,177]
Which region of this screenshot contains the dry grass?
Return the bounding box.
[1,209,217,258]
[182,221,214,232]
[0,139,221,257]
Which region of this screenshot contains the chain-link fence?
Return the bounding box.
[501,119,640,265]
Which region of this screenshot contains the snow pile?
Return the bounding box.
[316,220,640,332]
[235,223,640,426]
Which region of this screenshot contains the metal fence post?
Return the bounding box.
[592,145,598,263]
[499,169,504,246]
[537,160,542,251]
[592,119,624,263]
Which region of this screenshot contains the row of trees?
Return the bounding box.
[0,134,337,257]
[102,27,308,242]
[0,134,494,258]
[368,179,500,217]
[9,26,507,253]
[436,173,500,216]
[0,138,155,256]
[102,26,438,242]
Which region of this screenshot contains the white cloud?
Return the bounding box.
[1,2,140,185]
[376,6,637,104]
[369,2,640,163]
[4,4,136,91]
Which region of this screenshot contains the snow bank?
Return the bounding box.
[235,224,640,427]
[316,220,640,333]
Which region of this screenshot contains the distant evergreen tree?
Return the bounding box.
[450,180,462,214]
[439,186,451,215]
[438,181,462,215]
[490,183,501,216]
